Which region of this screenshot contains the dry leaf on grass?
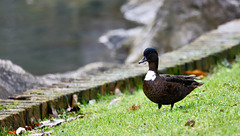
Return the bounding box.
[89,99,96,105]
[7,130,16,134]
[50,101,58,118]
[184,70,207,76]
[16,127,26,135]
[114,84,122,95]
[129,104,141,111]
[29,129,54,136]
[185,119,195,127]
[39,119,66,128]
[109,97,121,105]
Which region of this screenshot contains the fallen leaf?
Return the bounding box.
[114,84,122,95]
[185,120,195,127]
[66,105,72,112]
[184,70,207,76]
[50,101,58,117]
[130,87,135,94]
[35,122,40,127]
[8,130,16,134]
[220,109,224,112]
[109,97,121,105]
[202,90,206,92]
[67,114,85,122]
[183,110,188,113]
[39,119,66,128]
[178,106,184,108]
[29,129,54,136]
[232,104,237,106]
[77,114,85,118]
[72,94,79,108]
[16,127,26,135]
[198,75,204,79]
[129,104,141,111]
[25,125,34,130]
[89,99,96,105]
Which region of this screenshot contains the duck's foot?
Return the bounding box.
[158,104,162,109]
[170,104,174,110]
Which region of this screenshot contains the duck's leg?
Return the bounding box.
[158,104,162,109]
[170,103,174,110]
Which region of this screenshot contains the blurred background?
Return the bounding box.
[0,0,136,75]
[1,0,240,75]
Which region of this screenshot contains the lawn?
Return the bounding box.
[17,58,240,135]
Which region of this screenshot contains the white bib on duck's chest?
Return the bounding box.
[144,70,156,81]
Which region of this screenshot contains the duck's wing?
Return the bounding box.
[160,74,204,87]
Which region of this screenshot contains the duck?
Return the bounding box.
[138,48,204,110]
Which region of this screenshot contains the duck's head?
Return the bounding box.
[138,48,158,64]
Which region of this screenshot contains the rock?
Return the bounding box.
[99,27,143,50]
[121,0,164,25]
[0,59,119,99]
[123,0,240,63]
[0,59,48,99]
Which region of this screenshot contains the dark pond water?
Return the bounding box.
[0,0,135,75]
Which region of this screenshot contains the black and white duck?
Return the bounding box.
[139,48,204,110]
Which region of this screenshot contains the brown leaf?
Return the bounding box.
[184,70,207,76]
[8,130,16,134]
[35,122,40,127]
[232,104,237,106]
[185,120,195,127]
[25,125,34,130]
[129,104,141,111]
[72,94,79,108]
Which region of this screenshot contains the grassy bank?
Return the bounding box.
[44,59,240,135]
[13,58,239,135]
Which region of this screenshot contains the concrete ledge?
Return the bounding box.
[1,20,240,130]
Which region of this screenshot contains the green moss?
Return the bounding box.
[30,91,44,95]
[0,104,8,111]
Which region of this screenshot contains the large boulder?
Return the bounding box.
[124,0,240,63]
[0,59,48,99]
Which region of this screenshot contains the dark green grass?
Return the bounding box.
[18,59,240,135]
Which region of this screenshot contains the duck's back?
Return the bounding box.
[143,74,203,105]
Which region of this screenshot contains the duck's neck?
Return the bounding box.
[148,60,159,75]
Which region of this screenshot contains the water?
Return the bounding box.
[0,0,136,75]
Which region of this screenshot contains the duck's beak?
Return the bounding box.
[138,56,147,64]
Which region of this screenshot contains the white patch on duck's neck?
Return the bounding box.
[144,70,156,81]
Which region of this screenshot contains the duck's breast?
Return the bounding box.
[143,78,168,104]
